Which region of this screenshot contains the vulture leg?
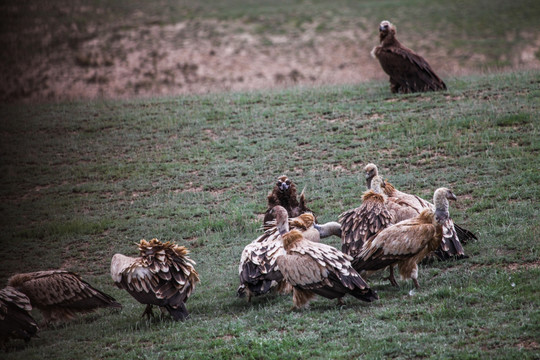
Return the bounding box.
[384,266,399,287]
[413,278,420,290]
[336,297,345,306]
[141,304,154,319]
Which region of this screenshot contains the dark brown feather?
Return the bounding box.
[0,286,39,343]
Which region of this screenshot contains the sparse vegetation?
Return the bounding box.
[0,70,539,359]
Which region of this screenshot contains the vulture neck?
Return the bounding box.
[433,195,450,224]
[381,33,399,47]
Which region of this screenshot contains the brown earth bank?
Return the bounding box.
[2,18,540,103]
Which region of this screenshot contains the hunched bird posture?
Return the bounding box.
[354,188,457,289]
[111,239,199,321]
[238,212,341,301]
[371,20,447,94]
[7,270,121,325]
[364,163,476,260]
[272,206,378,309]
[340,175,412,286]
[263,175,313,224]
[0,286,39,345]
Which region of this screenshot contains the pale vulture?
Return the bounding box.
[7,270,121,324]
[238,212,341,301]
[0,286,39,344]
[272,206,378,309]
[371,20,447,93]
[364,163,476,260]
[111,238,199,321]
[354,188,457,289]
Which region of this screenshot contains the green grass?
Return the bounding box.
[1,70,539,359]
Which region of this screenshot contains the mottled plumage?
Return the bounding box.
[354,188,456,288]
[111,239,199,321]
[364,163,476,259]
[8,270,121,324]
[238,211,341,301]
[0,286,38,344]
[272,206,378,309]
[263,175,313,224]
[371,20,447,94]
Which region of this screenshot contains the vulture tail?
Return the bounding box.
[454,223,478,245]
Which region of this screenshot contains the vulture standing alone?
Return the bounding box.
[354,188,457,289]
[110,238,199,321]
[238,212,341,301]
[272,206,378,309]
[7,270,121,324]
[371,20,447,94]
[263,175,313,224]
[0,286,39,344]
[364,163,477,260]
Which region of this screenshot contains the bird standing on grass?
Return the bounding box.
[371,20,447,93]
[111,238,199,321]
[263,175,313,224]
[272,206,378,310]
[7,270,121,325]
[238,212,341,301]
[364,163,476,260]
[353,188,457,289]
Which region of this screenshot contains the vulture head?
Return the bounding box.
[363,163,379,189]
[433,187,457,222]
[276,175,293,192]
[271,205,290,235]
[378,20,396,43]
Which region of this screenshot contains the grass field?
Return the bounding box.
[0,69,539,359]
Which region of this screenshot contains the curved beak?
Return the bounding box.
[448,191,457,201]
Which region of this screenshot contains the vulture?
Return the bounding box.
[110,238,199,321]
[371,20,447,94]
[0,286,39,344]
[238,212,341,301]
[354,188,457,289]
[364,163,477,260]
[339,175,409,286]
[7,270,121,324]
[263,175,313,224]
[273,206,378,309]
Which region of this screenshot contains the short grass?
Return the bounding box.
[0,70,539,359]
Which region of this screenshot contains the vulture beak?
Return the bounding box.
[447,191,457,201]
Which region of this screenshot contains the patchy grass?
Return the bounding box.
[0,70,539,358]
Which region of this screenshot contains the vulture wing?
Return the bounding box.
[354,218,437,272]
[8,270,121,323]
[376,46,446,93]
[0,286,39,343]
[237,228,286,298]
[112,240,199,321]
[339,192,393,257]
[277,241,378,302]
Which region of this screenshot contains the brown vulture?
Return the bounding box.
[111,238,199,321]
[364,163,477,260]
[238,212,341,301]
[272,206,378,309]
[263,175,313,224]
[353,188,457,289]
[0,286,39,344]
[371,20,447,94]
[7,270,121,324]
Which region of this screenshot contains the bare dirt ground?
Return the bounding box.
[2,18,540,103]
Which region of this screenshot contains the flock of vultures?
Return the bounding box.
[1,21,472,347]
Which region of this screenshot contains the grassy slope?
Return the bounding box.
[0,70,539,359]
